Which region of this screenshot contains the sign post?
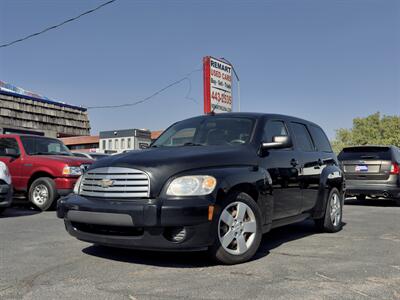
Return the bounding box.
[203,56,233,114]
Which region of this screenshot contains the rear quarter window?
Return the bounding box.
[309,125,333,153]
[338,147,392,160]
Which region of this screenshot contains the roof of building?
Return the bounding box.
[0,88,87,112]
[151,130,163,140]
[60,135,99,146]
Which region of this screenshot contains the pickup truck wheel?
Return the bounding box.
[29,177,57,211]
[315,187,343,233]
[208,192,262,265]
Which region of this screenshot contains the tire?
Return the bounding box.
[315,187,343,233]
[356,195,366,202]
[0,207,6,214]
[29,177,57,211]
[208,191,263,265]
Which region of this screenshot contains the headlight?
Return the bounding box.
[62,166,82,176]
[73,175,83,194]
[166,175,217,196]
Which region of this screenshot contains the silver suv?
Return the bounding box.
[338,146,400,205]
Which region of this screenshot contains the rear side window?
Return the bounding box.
[338,147,392,160]
[0,138,20,156]
[263,121,288,142]
[309,125,332,152]
[291,123,315,152]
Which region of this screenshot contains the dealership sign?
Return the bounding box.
[203,56,233,113]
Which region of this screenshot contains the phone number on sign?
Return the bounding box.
[211,91,232,105]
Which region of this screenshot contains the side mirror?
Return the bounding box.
[5,148,20,158]
[262,135,292,150]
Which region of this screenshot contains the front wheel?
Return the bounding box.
[29,177,57,211]
[208,192,262,265]
[315,187,343,233]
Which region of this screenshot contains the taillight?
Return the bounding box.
[390,163,399,175]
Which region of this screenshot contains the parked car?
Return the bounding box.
[0,161,12,214]
[0,135,92,210]
[58,113,344,264]
[338,145,400,204]
[72,152,110,160]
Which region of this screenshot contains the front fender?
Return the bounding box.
[313,165,344,219]
[159,166,273,226]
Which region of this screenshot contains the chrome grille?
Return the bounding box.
[80,167,150,198]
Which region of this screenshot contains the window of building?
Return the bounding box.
[121,139,125,149]
[115,139,119,149]
[102,140,106,150]
[108,139,112,150]
[290,123,315,152]
[127,138,131,149]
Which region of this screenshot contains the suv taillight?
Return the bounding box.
[390,163,399,175]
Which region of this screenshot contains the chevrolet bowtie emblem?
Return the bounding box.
[99,179,114,188]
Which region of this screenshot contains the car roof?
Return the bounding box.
[183,112,321,128]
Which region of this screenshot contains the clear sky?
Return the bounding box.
[1,0,399,139]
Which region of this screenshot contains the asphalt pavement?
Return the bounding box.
[1,199,399,300]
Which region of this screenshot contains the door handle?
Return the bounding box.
[290,159,299,167]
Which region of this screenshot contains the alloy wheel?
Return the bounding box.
[218,201,257,255]
[32,184,49,206]
[330,192,341,226]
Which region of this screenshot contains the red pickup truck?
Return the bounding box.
[0,134,92,210]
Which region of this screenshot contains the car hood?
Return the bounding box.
[88,145,258,196]
[30,155,93,166]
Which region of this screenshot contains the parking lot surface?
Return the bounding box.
[1,199,399,300]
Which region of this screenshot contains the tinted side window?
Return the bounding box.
[309,125,332,152]
[291,123,315,152]
[0,138,20,156]
[263,121,288,142]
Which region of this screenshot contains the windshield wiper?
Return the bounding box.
[183,142,203,146]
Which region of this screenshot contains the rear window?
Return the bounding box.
[338,147,392,160]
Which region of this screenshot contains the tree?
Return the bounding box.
[331,112,400,154]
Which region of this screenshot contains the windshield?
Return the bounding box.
[152,116,255,147]
[20,136,72,156]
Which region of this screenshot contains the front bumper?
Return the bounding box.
[0,184,13,208]
[57,194,215,251]
[345,181,400,198]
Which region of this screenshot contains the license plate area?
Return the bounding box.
[355,165,368,172]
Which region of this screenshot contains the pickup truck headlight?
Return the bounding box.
[166,175,217,196]
[73,175,83,194]
[62,166,82,176]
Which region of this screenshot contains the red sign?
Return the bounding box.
[203,56,233,114]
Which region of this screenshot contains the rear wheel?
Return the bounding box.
[208,192,262,265]
[29,177,57,211]
[315,187,343,233]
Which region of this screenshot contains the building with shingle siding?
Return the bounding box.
[0,90,90,138]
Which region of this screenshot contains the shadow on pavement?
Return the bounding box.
[0,203,41,218]
[344,198,399,207]
[82,219,322,268]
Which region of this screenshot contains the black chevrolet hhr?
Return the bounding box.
[58,113,344,264]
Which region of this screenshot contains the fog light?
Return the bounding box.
[164,227,187,243]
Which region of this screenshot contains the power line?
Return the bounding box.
[0,0,118,49]
[87,68,202,109]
